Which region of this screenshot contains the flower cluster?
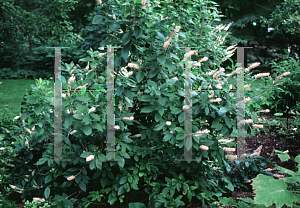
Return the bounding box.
[209,98,222,103]
[255,72,270,79]
[213,68,225,78]
[274,71,291,83]
[245,62,260,72]
[252,124,264,128]
[237,119,253,125]
[216,84,222,89]
[86,155,94,162]
[163,26,182,50]
[195,129,210,137]
[199,145,209,151]
[226,67,243,78]
[182,105,190,110]
[255,109,270,113]
[123,116,134,121]
[98,52,107,58]
[68,74,76,86]
[88,107,96,114]
[244,84,251,89]
[127,63,139,69]
[67,175,75,181]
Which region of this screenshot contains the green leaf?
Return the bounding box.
[178,112,185,123]
[33,104,41,116]
[147,80,157,89]
[158,96,167,106]
[92,15,104,24]
[118,159,125,168]
[202,140,214,146]
[225,182,234,191]
[83,125,92,136]
[95,159,103,170]
[154,112,162,122]
[109,23,119,32]
[92,122,103,132]
[121,45,130,60]
[219,107,229,114]
[224,116,232,128]
[212,119,219,128]
[134,26,142,39]
[80,152,93,158]
[171,107,182,114]
[170,53,179,60]
[139,95,152,102]
[251,174,298,208]
[89,159,95,170]
[165,59,175,71]
[176,133,184,140]
[216,123,223,131]
[37,158,47,165]
[100,177,107,188]
[128,202,146,208]
[149,68,157,78]
[205,106,209,115]
[79,57,93,62]
[45,174,52,184]
[158,105,164,116]
[157,54,166,65]
[200,92,208,102]
[124,89,133,100]
[27,96,38,104]
[119,176,128,185]
[140,105,156,113]
[44,186,50,199]
[255,96,261,104]
[76,96,91,102]
[187,190,192,202]
[118,185,125,196]
[122,136,133,143]
[122,31,133,45]
[125,97,133,107]
[64,114,73,129]
[154,122,165,131]
[136,71,144,83]
[79,181,86,192]
[163,133,173,142]
[156,32,165,40]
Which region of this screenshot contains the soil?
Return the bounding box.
[7,115,300,208]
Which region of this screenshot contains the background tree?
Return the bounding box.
[0,0,85,73]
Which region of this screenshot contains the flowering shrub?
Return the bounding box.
[0,0,292,207]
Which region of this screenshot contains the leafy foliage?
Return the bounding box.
[263,57,300,115]
[0,0,294,207]
[251,151,300,208]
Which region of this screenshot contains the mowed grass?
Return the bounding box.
[0,79,53,118]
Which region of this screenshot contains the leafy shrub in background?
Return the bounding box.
[0,107,15,133]
[261,57,300,115]
[0,136,19,208]
[0,68,53,81]
[0,0,291,207]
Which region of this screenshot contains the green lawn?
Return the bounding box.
[0,79,54,118]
